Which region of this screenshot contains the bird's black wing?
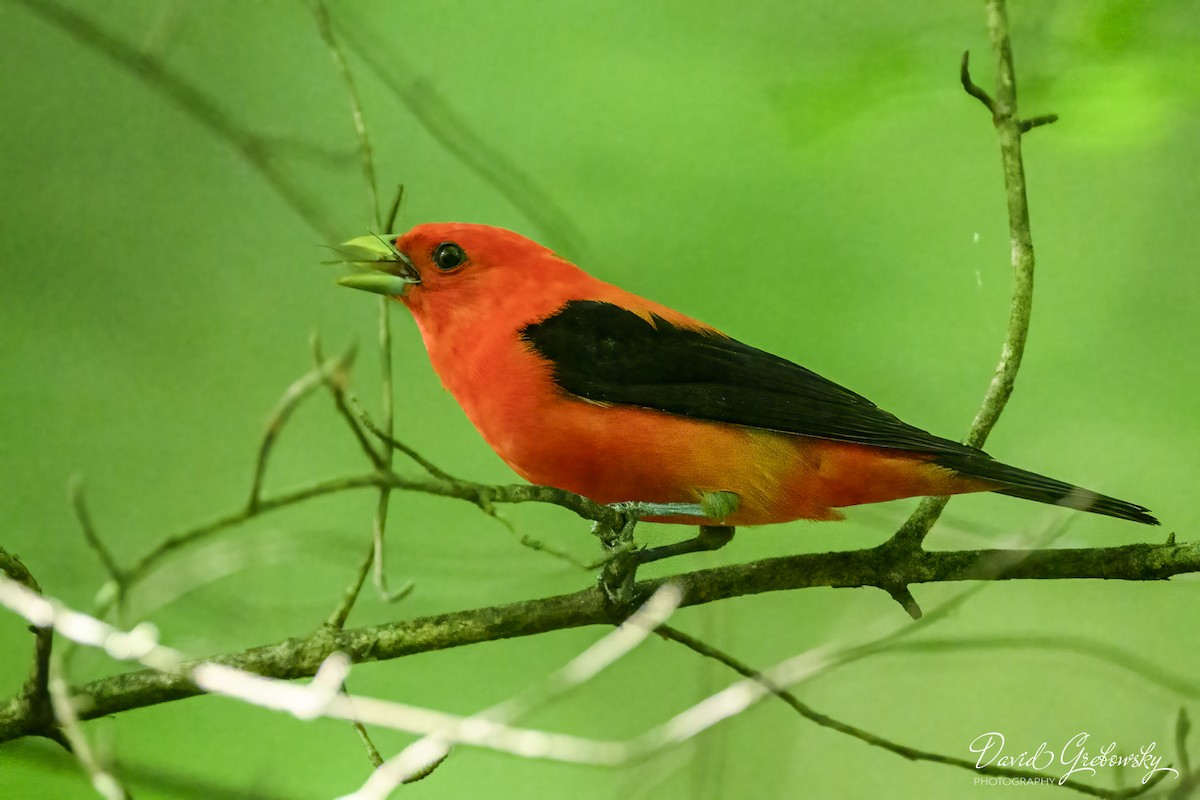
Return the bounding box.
[520,300,968,456]
[519,300,1159,524]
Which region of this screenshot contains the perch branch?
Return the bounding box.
[3,536,1196,744]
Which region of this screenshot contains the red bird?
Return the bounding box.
[338,223,1157,530]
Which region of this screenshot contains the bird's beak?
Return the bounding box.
[336,235,421,297]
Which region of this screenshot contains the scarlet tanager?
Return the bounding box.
[338,223,1157,531]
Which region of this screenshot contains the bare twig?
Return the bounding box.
[890,0,1047,561]
[310,0,380,230]
[358,409,454,482]
[1176,708,1192,783]
[344,679,385,769]
[327,540,379,630]
[106,469,625,617]
[118,474,383,600]
[961,0,1039,453]
[68,477,124,590]
[367,294,411,605]
[657,626,1161,799]
[359,404,586,567]
[1020,113,1059,133]
[959,50,997,116]
[312,336,385,470]
[384,185,405,233]
[312,2,416,625]
[249,347,356,511]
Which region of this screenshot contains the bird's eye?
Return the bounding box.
[433,242,466,271]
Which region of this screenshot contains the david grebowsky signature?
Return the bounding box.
[969,731,1179,786]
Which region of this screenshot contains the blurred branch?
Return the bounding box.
[366,296,408,606]
[0,578,681,768]
[47,652,127,800]
[333,12,587,257]
[249,346,356,512]
[657,625,1160,800]
[348,585,683,795]
[882,634,1200,700]
[311,0,380,231]
[312,0,417,624]
[68,477,123,591]
[15,0,343,242]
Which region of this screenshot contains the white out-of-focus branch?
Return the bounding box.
[342,582,685,799]
[0,576,609,761]
[0,574,839,798]
[47,652,125,800]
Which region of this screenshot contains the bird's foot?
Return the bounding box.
[634,525,736,566]
[596,524,737,606]
[594,496,739,606]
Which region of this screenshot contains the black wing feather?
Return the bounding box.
[520,300,965,454]
[520,301,1159,525]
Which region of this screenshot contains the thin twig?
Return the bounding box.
[249,346,356,511]
[368,294,412,605]
[327,540,379,630]
[68,476,124,590]
[353,721,385,767]
[118,474,384,599]
[312,336,385,470]
[110,469,625,616]
[344,679,385,769]
[358,409,454,482]
[1019,113,1059,133]
[890,0,1043,556]
[313,0,416,620]
[310,0,380,230]
[959,50,997,116]
[962,0,1038,453]
[384,185,405,233]
[658,625,1161,799]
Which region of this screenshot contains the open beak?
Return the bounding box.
[336,234,421,297]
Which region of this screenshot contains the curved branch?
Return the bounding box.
[890,0,1051,560]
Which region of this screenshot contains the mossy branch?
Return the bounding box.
[2,534,1195,745]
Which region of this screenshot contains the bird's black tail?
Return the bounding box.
[937,453,1159,525]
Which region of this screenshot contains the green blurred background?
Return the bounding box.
[1,1,1197,797]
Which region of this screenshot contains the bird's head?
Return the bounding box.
[337,223,578,313]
